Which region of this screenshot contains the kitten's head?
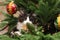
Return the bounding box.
[18,13,40,26]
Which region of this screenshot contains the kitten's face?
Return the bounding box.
[18,13,38,25]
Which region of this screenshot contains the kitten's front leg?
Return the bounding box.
[16,22,23,33]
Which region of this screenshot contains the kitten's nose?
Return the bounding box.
[23,16,32,24]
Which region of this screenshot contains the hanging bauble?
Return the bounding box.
[55,14,60,30]
[57,14,60,30]
[6,1,17,15]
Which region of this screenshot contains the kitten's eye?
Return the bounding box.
[24,16,27,20]
[19,17,24,22]
[24,18,26,20]
[30,17,34,23]
[19,19,23,22]
[30,16,38,24]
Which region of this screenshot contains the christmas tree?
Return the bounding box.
[0,0,60,40]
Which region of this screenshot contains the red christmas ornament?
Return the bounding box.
[6,1,17,15]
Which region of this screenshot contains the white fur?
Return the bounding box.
[11,31,21,37]
[23,16,32,24]
[17,22,23,32]
[15,16,32,36]
[14,31,21,36]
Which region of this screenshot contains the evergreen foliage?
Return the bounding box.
[14,0,60,25]
[0,0,60,40]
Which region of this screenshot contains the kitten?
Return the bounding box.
[10,13,38,36]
